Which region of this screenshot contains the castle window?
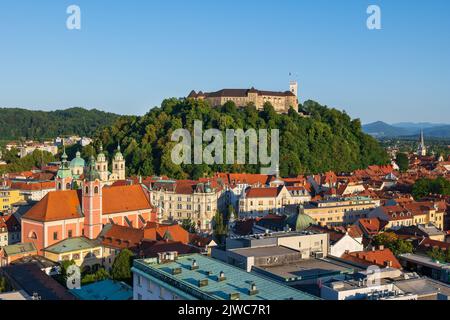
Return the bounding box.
[66,183,71,190]
[85,186,89,194]
[115,164,118,170]
[53,232,58,241]
[94,186,99,194]
[58,182,61,190]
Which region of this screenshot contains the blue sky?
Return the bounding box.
[0,0,449,123]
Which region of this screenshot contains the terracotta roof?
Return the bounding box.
[11,181,56,191]
[341,249,402,269]
[245,186,282,198]
[143,224,190,244]
[23,190,83,222]
[358,218,386,236]
[23,185,154,222]
[99,224,144,250]
[102,185,153,215]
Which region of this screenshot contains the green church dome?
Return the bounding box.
[286,211,316,232]
[70,151,86,168]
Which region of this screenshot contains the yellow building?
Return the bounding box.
[0,188,24,212]
[368,201,446,231]
[43,237,103,273]
[302,197,378,226]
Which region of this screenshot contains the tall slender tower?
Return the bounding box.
[83,156,102,240]
[96,143,109,182]
[56,147,73,191]
[417,130,427,156]
[112,143,126,181]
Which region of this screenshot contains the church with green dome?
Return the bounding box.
[286,206,316,232]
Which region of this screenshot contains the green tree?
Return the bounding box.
[213,211,228,244]
[412,177,450,200]
[427,247,447,263]
[0,276,11,293]
[111,249,134,284]
[373,232,413,256]
[181,219,197,233]
[81,268,110,285]
[395,153,409,173]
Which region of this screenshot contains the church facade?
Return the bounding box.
[21,152,157,254]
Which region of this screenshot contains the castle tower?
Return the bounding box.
[112,143,126,181]
[56,147,73,191]
[96,143,109,182]
[417,130,427,156]
[289,81,298,97]
[83,155,103,240]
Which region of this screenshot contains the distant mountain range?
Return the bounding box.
[363,121,450,138]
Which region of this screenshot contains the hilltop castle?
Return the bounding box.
[188,82,299,114]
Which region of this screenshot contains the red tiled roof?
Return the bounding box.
[23,185,154,222]
[358,218,386,235]
[99,224,144,250]
[342,249,402,269]
[246,187,281,198]
[419,238,450,251]
[11,181,56,191]
[102,185,153,215]
[23,190,83,222]
[143,224,190,244]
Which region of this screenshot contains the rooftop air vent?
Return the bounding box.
[198,279,209,288]
[249,283,259,296]
[229,292,240,300]
[191,259,199,270]
[218,271,226,282]
[171,267,182,275]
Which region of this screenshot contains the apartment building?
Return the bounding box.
[302,197,378,226]
[368,200,445,230]
[239,185,311,218]
[148,179,225,232]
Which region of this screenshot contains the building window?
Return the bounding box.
[85,186,89,194]
[94,186,99,194]
[68,230,73,238]
[53,232,58,241]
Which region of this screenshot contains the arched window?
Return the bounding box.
[28,231,38,240]
[66,183,71,190]
[57,182,61,190]
[94,186,99,194]
[121,164,124,169]
[115,164,118,170]
[85,186,89,194]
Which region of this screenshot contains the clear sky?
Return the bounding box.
[0,0,449,124]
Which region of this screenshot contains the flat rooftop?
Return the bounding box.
[133,254,319,300]
[399,253,450,269]
[394,277,450,299]
[70,280,132,301]
[230,246,299,258]
[254,258,358,282]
